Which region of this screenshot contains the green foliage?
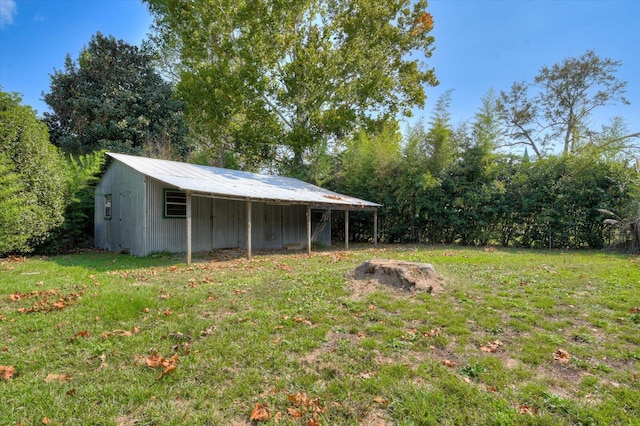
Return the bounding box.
[335,86,637,249]
[44,32,187,159]
[498,50,632,156]
[0,91,68,255]
[0,154,32,253]
[39,152,106,254]
[145,0,438,172]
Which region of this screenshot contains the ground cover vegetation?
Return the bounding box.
[0,246,639,424]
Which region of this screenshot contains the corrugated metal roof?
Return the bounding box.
[106,152,380,210]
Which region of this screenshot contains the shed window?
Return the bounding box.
[164,189,186,217]
[104,194,112,220]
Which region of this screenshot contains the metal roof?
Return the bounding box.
[106,152,380,210]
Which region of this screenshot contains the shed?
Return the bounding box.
[95,152,380,264]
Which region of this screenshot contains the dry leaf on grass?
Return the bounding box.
[45,373,72,383]
[293,317,312,326]
[0,365,16,380]
[373,396,389,405]
[553,349,571,364]
[140,352,179,379]
[480,340,504,353]
[250,403,269,421]
[518,404,538,415]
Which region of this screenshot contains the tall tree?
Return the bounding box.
[44,32,187,158]
[498,50,634,156]
[145,0,438,172]
[0,91,68,254]
[422,90,457,175]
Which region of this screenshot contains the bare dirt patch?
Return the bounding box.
[347,259,445,297]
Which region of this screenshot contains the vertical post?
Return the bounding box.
[374,210,378,248]
[186,191,192,266]
[345,210,349,251]
[306,205,312,254]
[246,199,252,260]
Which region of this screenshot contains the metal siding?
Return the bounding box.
[211,198,242,249]
[97,159,337,256]
[95,162,145,255]
[192,196,213,252]
[147,177,185,254]
[282,205,305,246]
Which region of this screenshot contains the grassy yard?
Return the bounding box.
[1,245,639,425]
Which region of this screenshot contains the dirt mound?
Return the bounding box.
[347,259,445,295]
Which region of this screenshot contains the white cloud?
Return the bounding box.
[33,13,46,22]
[0,0,17,29]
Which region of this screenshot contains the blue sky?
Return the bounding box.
[1,0,639,140]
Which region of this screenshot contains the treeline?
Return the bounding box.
[331,123,637,249]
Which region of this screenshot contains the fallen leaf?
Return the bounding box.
[480,340,504,353]
[159,363,177,379]
[442,359,456,368]
[518,404,538,415]
[143,352,179,379]
[73,330,91,339]
[373,396,389,405]
[307,418,322,426]
[293,317,312,326]
[553,349,570,364]
[250,403,269,422]
[287,407,303,418]
[42,417,51,425]
[422,328,441,338]
[630,307,640,314]
[145,352,164,368]
[0,365,16,380]
[45,373,72,383]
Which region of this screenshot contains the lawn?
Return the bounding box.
[1,246,639,425]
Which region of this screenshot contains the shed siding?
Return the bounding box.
[94,161,146,255]
[97,163,332,256]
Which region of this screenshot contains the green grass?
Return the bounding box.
[1,246,639,425]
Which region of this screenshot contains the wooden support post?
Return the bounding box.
[246,200,252,260]
[186,191,192,266]
[374,210,378,248]
[306,205,312,254]
[345,210,349,251]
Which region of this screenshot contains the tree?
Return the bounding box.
[0,153,32,254]
[0,91,68,254]
[44,32,187,159]
[145,0,438,172]
[498,50,634,156]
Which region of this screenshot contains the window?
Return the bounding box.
[164,189,186,217]
[104,194,112,220]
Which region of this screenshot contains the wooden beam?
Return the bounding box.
[345,210,349,250]
[246,200,252,260]
[186,191,192,266]
[306,204,312,254]
[374,210,378,248]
